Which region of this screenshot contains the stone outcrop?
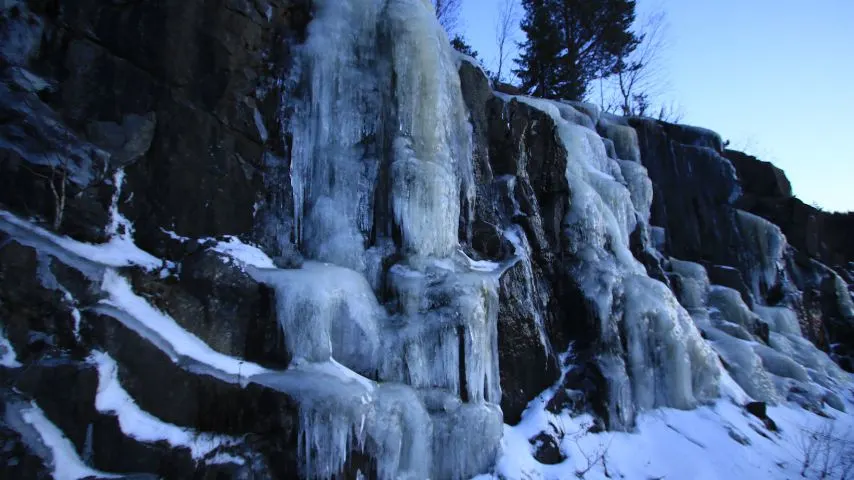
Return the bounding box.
[1,1,853,478]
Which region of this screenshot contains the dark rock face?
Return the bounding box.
[0,422,52,480]
[130,249,286,368]
[0,239,299,477]
[0,0,309,254]
[720,149,853,281]
[726,151,854,271]
[0,239,80,359]
[496,260,559,425]
[725,149,792,199]
[0,1,309,476]
[630,118,744,268]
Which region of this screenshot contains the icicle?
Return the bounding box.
[386,0,474,257]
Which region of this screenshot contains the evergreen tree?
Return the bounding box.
[451,34,479,59]
[515,0,640,100]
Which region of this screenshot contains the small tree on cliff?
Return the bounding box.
[494,0,521,83]
[606,9,682,121]
[451,34,479,59]
[515,0,641,100]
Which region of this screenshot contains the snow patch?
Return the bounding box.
[0,324,21,367]
[212,236,276,270]
[99,269,269,379]
[0,209,162,271]
[90,350,240,459]
[489,378,854,480]
[12,400,120,480]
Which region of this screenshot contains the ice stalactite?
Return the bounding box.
[381,259,502,405]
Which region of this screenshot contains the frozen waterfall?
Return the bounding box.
[504,96,722,428]
[271,0,498,478]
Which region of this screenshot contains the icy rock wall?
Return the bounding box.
[736,209,788,300]
[502,97,722,429]
[264,0,500,478]
[666,255,848,409]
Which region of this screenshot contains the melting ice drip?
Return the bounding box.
[264,0,501,478]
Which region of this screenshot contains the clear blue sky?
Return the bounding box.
[458,0,854,212]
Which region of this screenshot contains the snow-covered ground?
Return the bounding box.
[481,369,854,480]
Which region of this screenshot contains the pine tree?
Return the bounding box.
[451,35,479,59]
[514,0,563,98]
[515,0,640,100]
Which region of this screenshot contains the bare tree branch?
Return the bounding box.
[796,420,854,479]
[21,157,70,231]
[432,0,463,36]
[494,0,520,83]
[603,9,672,118]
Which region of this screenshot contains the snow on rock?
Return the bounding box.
[0,323,22,367]
[212,236,277,270]
[4,399,120,480]
[90,350,240,459]
[98,269,269,380]
[0,209,162,272]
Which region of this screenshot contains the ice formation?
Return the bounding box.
[505,94,721,428]
[667,258,848,410]
[272,0,500,477]
[736,209,787,299]
[249,261,383,375]
[290,0,473,266]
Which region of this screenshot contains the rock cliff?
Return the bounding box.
[1,1,852,479]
